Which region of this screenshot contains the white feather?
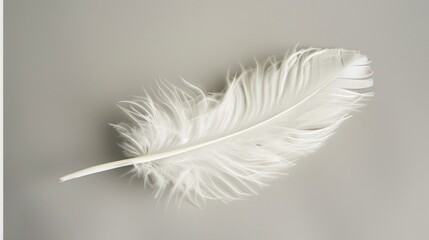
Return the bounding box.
[60,48,373,206]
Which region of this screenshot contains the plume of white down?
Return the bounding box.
[61,48,373,207]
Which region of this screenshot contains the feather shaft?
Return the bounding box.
[61,53,363,182]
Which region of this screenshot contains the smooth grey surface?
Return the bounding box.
[5,0,429,239]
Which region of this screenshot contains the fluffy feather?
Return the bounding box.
[60,47,373,207]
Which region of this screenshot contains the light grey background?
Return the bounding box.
[5,0,429,239]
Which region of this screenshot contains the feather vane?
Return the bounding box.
[60,48,373,206]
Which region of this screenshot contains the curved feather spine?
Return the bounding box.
[60,55,364,181]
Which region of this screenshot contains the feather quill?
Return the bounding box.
[60,48,373,206]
